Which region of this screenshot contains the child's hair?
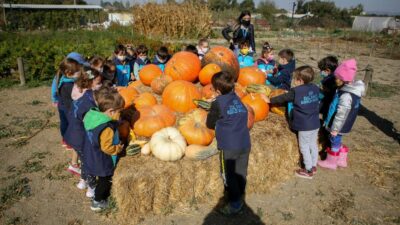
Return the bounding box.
[76,68,100,92]
[318,56,338,72]
[55,58,82,94]
[156,46,170,60]
[198,38,208,46]
[293,65,315,84]
[239,40,250,49]
[114,44,126,55]
[211,71,235,95]
[261,42,273,58]
[102,80,114,88]
[185,44,198,55]
[89,56,105,70]
[136,44,148,55]
[278,49,294,62]
[94,87,125,112]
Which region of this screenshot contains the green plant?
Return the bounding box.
[0,177,31,211]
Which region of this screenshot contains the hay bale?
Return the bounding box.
[113,113,299,224]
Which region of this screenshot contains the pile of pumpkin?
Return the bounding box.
[117,46,287,161]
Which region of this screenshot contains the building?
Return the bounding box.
[352,16,400,33]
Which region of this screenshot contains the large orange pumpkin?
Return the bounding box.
[151,75,173,95]
[162,80,201,113]
[133,104,176,137]
[201,84,217,99]
[139,64,163,86]
[178,108,214,146]
[234,83,247,99]
[241,93,269,122]
[165,51,201,82]
[199,63,221,85]
[117,86,139,109]
[269,89,287,116]
[202,46,240,81]
[133,92,157,109]
[237,67,266,87]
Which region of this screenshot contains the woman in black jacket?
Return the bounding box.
[222,10,256,55]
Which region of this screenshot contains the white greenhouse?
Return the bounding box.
[352,16,400,33]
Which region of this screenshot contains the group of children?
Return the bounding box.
[51,39,365,215]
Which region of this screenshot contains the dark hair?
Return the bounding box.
[94,87,125,112]
[156,46,170,60]
[211,71,235,95]
[278,49,294,62]
[76,68,100,92]
[102,79,114,88]
[102,60,116,81]
[237,10,251,23]
[185,44,198,55]
[293,65,315,84]
[318,56,338,73]
[89,56,105,70]
[239,40,249,48]
[55,58,82,95]
[136,44,148,55]
[114,44,126,54]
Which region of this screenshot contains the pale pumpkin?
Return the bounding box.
[133,92,157,109]
[199,63,221,85]
[237,67,266,87]
[185,138,218,160]
[150,127,187,161]
[151,75,173,95]
[141,143,151,155]
[133,104,176,137]
[139,64,163,86]
[241,93,270,122]
[162,80,201,113]
[165,51,201,82]
[178,108,214,145]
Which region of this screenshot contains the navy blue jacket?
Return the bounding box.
[222,24,256,53]
[320,74,337,120]
[58,81,74,111]
[268,60,295,90]
[206,92,251,153]
[64,90,96,152]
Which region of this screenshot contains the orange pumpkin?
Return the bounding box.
[199,63,221,85]
[237,67,266,87]
[165,51,201,82]
[133,92,157,109]
[201,84,217,99]
[244,103,255,129]
[234,83,247,99]
[241,93,269,122]
[133,104,176,137]
[151,75,173,95]
[269,89,287,116]
[202,46,240,81]
[178,108,214,145]
[117,87,139,109]
[128,80,144,90]
[139,64,163,86]
[162,80,202,113]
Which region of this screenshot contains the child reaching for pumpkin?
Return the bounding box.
[83,87,125,211]
[255,42,276,85]
[262,66,320,179]
[267,49,296,90]
[318,59,365,170]
[206,71,251,215]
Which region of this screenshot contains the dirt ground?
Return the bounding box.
[0,39,399,225]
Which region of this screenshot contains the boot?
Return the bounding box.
[318,148,339,170]
[337,145,349,168]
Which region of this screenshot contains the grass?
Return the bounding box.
[0,177,31,211]
[369,82,399,98]
[28,100,44,106]
[0,125,14,139]
[45,162,70,181]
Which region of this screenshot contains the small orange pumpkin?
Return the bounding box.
[199,63,221,85]
[178,108,214,146]
[269,89,287,116]
[128,80,144,90]
[165,51,201,82]
[151,75,173,95]
[162,80,202,113]
[201,84,217,99]
[237,67,266,87]
[241,93,269,122]
[133,92,157,109]
[117,86,139,109]
[139,64,163,86]
[133,104,176,137]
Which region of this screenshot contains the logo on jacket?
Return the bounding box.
[301,91,319,105]
[227,100,246,115]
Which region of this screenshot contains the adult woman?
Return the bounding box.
[222,10,256,55]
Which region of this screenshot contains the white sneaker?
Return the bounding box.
[86,187,95,198]
[67,164,81,176]
[76,179,87,190]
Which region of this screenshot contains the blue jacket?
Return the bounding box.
[206,92,251,153]
[114,58,133,87]
[320,74,337,120]
[256,58,275,85]
[268,59,295,90]
[152,55,169,72]
[238,54,254,68]
[51,75,75,104]
[291,84,320,131]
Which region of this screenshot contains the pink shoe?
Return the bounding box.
[318,148,339,170]
[337,145,349,168]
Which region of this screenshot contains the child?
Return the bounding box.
[263,66,320,178]
[63,68,100,197]
[102,60,116,83]
[206,71,251,215]
[113,44,134,86]
[267,49,296,90]
[126,44,137,65]
[255,42,275,84]
[89,56,105,73]
[133,44,150,81]
[51,52,88,151]
[152,46,170,72]
[237,40,254,68]
[318,56,339,120]
[196,38,209,60]
[83,87,125,211]
[185,44,199,56]
[318,59,365,170]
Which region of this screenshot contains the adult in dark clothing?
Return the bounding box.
[222,10,256,55]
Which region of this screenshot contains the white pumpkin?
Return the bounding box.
[141,143,151,155]
[150,127,187,161]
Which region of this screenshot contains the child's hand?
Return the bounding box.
[260,94,270,103]
[130,75,136,81]
[330,131,338,137]
[52,102,58,108]
[117,143,124,152]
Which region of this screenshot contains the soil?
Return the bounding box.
[0,38,399,225]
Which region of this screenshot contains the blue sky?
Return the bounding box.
[86,0,400,14]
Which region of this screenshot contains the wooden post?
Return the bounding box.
[364,65,373,97]
[17,57,26,86]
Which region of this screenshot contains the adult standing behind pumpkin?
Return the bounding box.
[222,10,256,56]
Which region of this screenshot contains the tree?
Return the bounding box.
[349,4,364,16]
[296,0,306,14]
[208,0,230,11]
[257,0,277,21]
[239,0,255,11]
[231,0,238,9]
[125,1,130,9]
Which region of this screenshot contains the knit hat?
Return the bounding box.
[334,59,357,82]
